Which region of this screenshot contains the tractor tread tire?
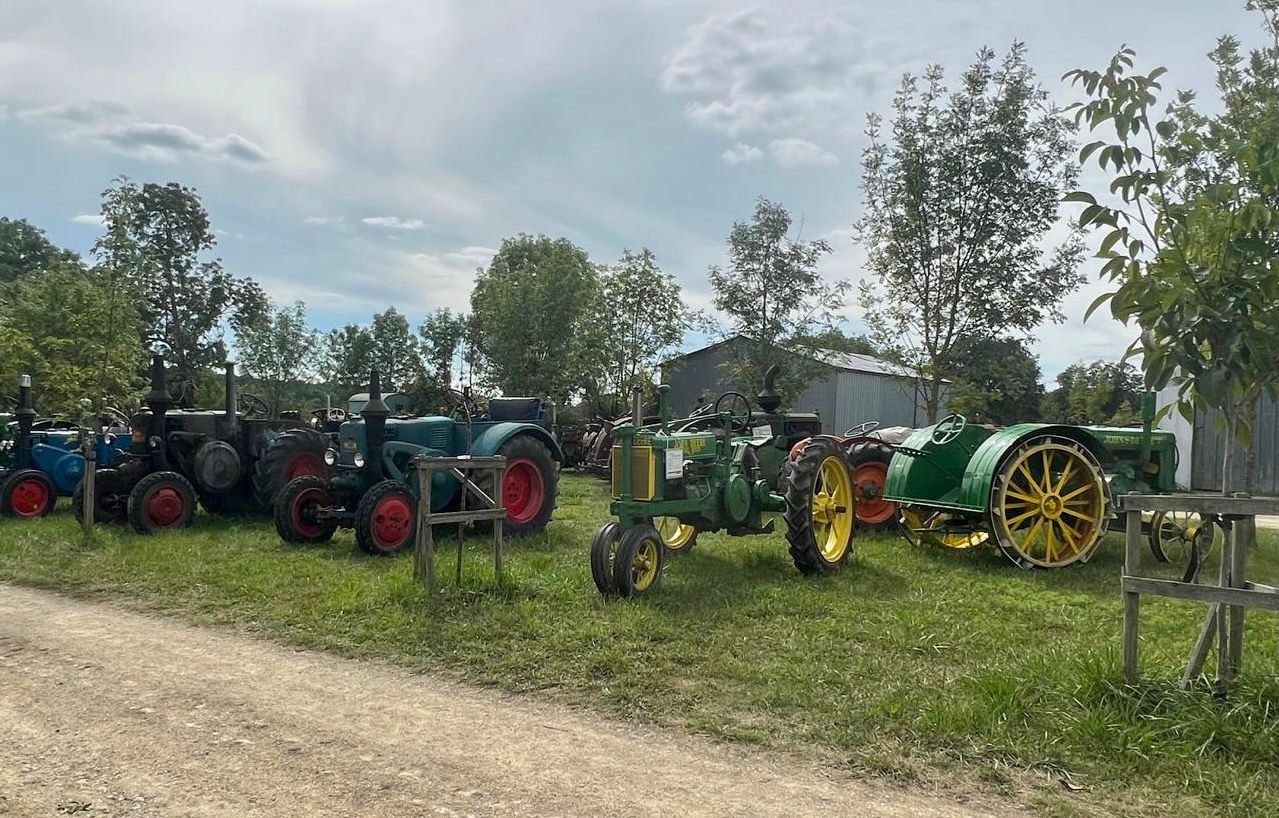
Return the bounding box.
[0,468,57,518]
[127,471,197,535]
[590,522,621,596]
[274,475,338,544]
[252,427,331,509]
[612,524,664,598]
[198,489,260,516]
[846,440,897,532]
[354,479,416,556]
[477,435,558,536]
[784,437,853,576]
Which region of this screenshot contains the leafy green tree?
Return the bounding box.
[94,177,269,382]
[791,328,878,359]
[1063,0,1279,491]
[0,217,80,284]
[857,43,1085,423]
[1040,360,1142,425]
[370,307,420,391]
[413,308,469,410]
[323,324,375,397]
[235,300,322,416]
[470,234,600,402]
[0,261,144,416]
[945,335,1044,425]
[708,197,847,401]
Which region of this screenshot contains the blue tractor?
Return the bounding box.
[0,375,131,518]
[274,371,562,554]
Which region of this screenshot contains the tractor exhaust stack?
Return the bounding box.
[14,374,35,470]
[757,364,782,414]
[224,361,240,436]
[362,368,390,483]
[144,355,173,469]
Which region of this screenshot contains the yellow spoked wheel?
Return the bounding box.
[783,437,856,575]
[652,516,699,554]
[990,436,1109,569]
[900,506,990,550]
[612,524,665,598]
[1149,511,1217,567]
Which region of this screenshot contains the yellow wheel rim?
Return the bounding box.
[630,538,661,591]
[1150,510,1215,564]
[654,517,696,551]
[901,506,989,549]
[810,454,854,562]
[992,438,1108,568]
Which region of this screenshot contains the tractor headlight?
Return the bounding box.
[352,451,366,468]
[323,448,338,466]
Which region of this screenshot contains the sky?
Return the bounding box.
[0,0,1265,384]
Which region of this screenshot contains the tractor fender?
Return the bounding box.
[378,441,465,512]
[29,443,85,494]
[470,423,564,463]
[955,424,1110,510]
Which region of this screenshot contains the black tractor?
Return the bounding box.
[78,355,331,533]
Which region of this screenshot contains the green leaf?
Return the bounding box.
[1062,191,1098,205]
[1084,291,1116,321]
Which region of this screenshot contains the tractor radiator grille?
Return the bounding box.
[427,425,453,451]
[611,444,656,501]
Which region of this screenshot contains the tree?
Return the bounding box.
[470,234,600,402]
[369,307,420,390]
[323,324,375,396]
[708,197,847,401]
[0,217,80,284]
[235,300,322,416]
[1063,0,1279,492]
[591,249,688,412]
[1040,360,1142,425]
[857,43,1085,423]
[415,308,469,408]
[94,177,269,382]
[0,261,144,416]
[791,328,878,359]
[945,336,1044,425]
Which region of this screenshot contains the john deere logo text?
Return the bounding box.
[673,437,708,455]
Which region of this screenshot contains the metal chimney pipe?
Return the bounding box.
[224,361,240,436]
[631,387,643,429]
[15,375,35,470]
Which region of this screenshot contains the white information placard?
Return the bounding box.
[665,447,684,478]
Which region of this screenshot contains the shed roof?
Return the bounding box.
[665,336,948,383]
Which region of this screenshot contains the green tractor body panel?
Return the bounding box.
[1081,424,1178,495]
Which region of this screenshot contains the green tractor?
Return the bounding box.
[273,370,561,555]
[885,393,1198,569]
[80,356,331,533]
[591,373,857,598]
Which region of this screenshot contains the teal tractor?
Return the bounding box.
[591,375,857,598]
[885,393,1194,569]
[274,370,562,554]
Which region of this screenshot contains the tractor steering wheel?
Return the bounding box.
[100,406,132,429]
[238,393,271,418]
[931,413,968,445]
[447,388,480,421]
[325,408,347,424]
[844,420,880,438]
[713,390,753,435]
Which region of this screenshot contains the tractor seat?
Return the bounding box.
[486,397,542,422]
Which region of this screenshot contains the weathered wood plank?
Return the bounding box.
[1123,510,1142,684]
[1121,576,1279,610]
[1113,494,1279,515]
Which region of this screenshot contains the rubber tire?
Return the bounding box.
[274,475,339,544]
[645,516,699,555]
[355,479,416,556]
[252,427,331,508]
[846,440,897,532]
[784,437,854,576]
[612,524,665,598]
[590,522,621,596]
[0,469,57,518]
[198,489,260,516]
[72,469,130,525]
[477,434,558,535]
[127,471,197,534]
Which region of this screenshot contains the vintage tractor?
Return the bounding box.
[273,371,562,555]
[885,393,1189,569]
[590,376,857,598]
[78,356,330,532]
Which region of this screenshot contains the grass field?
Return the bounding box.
[0,473,1275,818]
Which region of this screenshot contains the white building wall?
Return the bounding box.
[1154,384,1194,489]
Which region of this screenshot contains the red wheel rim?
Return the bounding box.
[285,452,328,481]
[9,478,50,517]
[852,461,895,525]
[290,486,331,538]
[146,486,187,528]
[371,493,413,549]
[503,458,545,525]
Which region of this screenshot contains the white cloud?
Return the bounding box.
[361,216,427,231]
[768,137,838,167]
[71,213,104,226]
[303,216,344,226]
[721,142,762,165]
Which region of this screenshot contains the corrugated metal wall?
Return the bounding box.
[1191,394,1279,494]
[832,370,945,432]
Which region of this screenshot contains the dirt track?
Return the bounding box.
[0,585,1017,818]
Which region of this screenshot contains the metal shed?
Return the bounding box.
[1155,386,1279,494]
[660,337,946,434]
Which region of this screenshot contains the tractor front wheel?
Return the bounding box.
[72,469,130,525]
[355,480,416,556]
[590,522,622,595]
[479,435,558,535]
[900,506,989,549]
[0,469,57,518]
[127,471,197,534]
[275,475,339,544]
[1149,510,1216,567]
[650,516,698,554]
[784,437,856,575]
[847,440,897,531]
[612,524,665,598]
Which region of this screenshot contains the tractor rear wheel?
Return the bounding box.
[252,427,331,508]
[1149,510,1216,566]
[477,435,558,535]
[612,524,665,598]
[198,489,260,516]
[355,479,416,556]
[989,435,1109,569]
[72,469,130,525]
[0,469,56,518]
[275,475,339,544]
[784,437,856,575]
[589,521,622,595]
[127,471,197,534]
[847,440,897,531]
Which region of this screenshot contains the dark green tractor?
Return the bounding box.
[273,370,562,555]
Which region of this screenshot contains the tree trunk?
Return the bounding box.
[925,376,943,424]
[1221,401,1238,496]
[1241,394,1259,494]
